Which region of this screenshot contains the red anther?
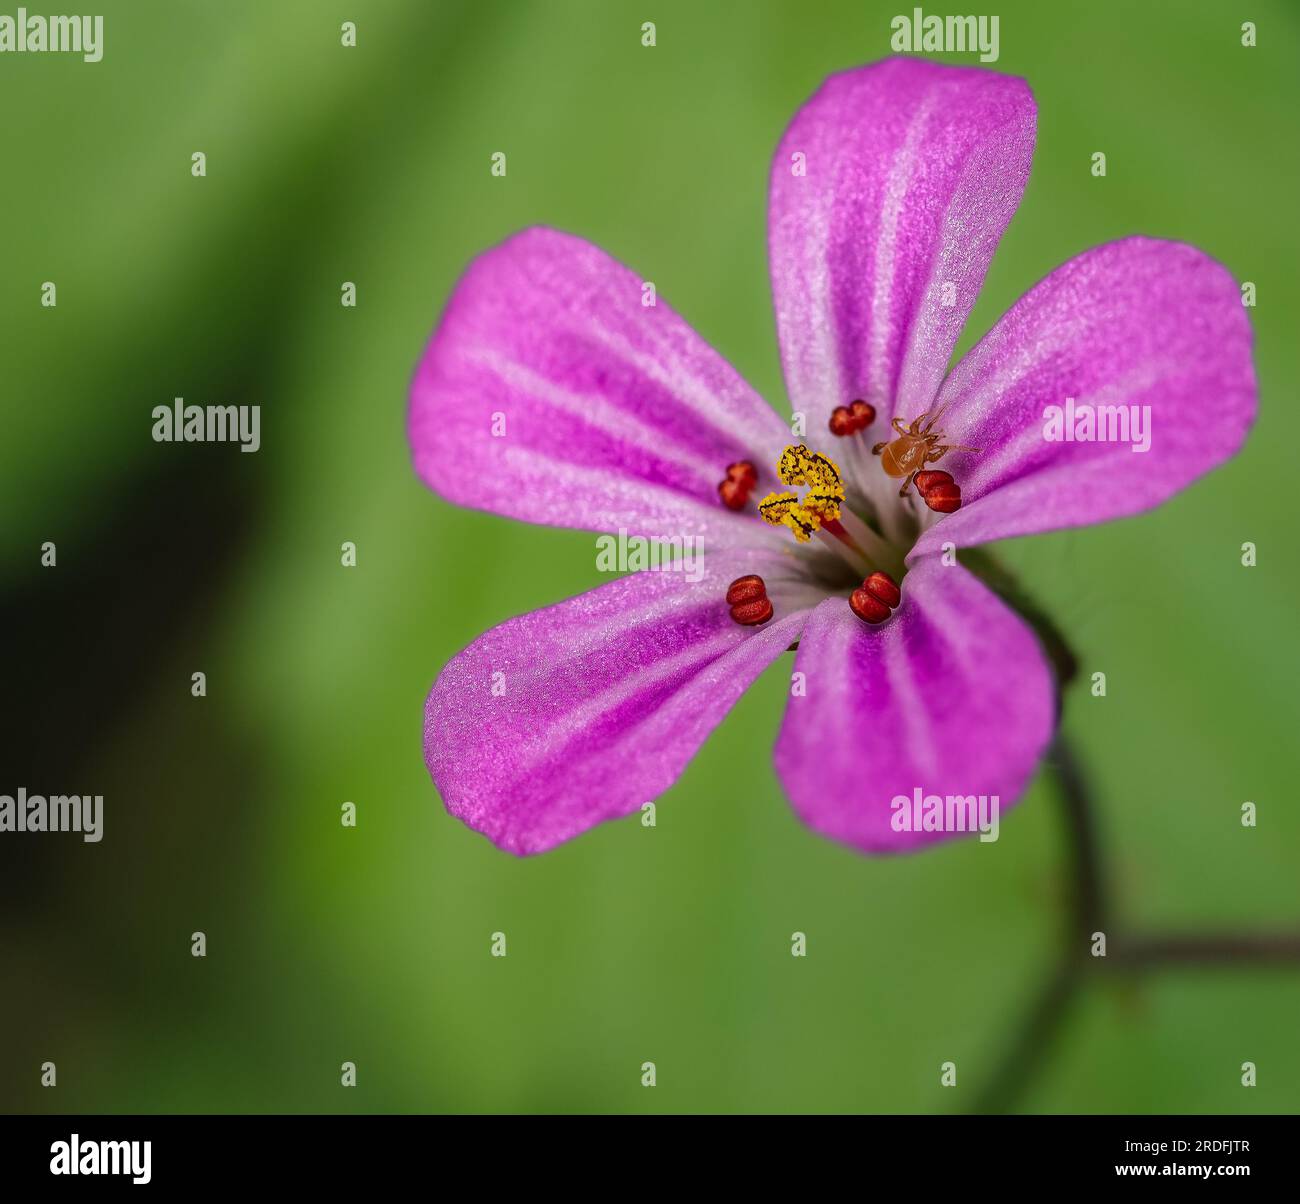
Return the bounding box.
[849,400,876,429]
[863,570,900,609]
[718,478,749,510]
[831,401,877,436]
[727,574,773,625]
[850,569,902,625]
[726,574,766,606]
[730,597,774,626]
[913,469,951,494]
[726,460,758,488]
[829,406,856,437]
[922,480,962,513]
[913,468,962,513]
[719,460,758,509]
[849,587,891,624]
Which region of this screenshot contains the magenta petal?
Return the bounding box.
[912,237,1257,559]
[769,57,1035,430]
[425,551,809,855]
[409,227,791,546]
[774,558,1053,854]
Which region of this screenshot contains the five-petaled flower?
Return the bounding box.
[408,58,1256,856]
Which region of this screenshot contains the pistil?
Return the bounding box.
[829,507,906,579]
[815,522,871,577]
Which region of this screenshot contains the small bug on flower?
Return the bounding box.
[872,400,979,505]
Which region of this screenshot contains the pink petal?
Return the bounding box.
[911,237,1257,559]
[773,557,1053,854]
[769,58,1035,434]
[410,227,791,547]
[425,550,811,855]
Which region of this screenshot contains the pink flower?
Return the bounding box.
[408,58,1255,856]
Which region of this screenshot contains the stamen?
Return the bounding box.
[726,574,774,626]
[815,524,870,577]
[777,444,841,493]
[849,400,876,428]
[829,400,877,437]
[914,469,962,513]
[863,570,900,608]
[725,574,765,605]
[757,490,818,542]
[830,507,906,579]
[849,589,890,624]
[849,570,902,625]
[718,460,758,510]
[759,445,845,542]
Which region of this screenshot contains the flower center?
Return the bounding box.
[755,442,906,580]
[715,442,904,628]
[720,401,981,628]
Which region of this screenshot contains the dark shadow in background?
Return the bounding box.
[0,1,479,1110]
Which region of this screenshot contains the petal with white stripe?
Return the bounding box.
[410,227,791,548]
[773,557,1053,854]
[768,58,1035,435]
[910,238,1257,559]
[425,548,812,855]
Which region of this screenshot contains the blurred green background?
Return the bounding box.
[2,0,1297,1114]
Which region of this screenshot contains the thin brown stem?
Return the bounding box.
[1108,933,1300,969]
[963,553,1300,1113]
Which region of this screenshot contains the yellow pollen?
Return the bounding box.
[758,444,845,543]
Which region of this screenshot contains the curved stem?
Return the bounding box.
[961,551,1300,1113]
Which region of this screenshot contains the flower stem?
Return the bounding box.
[960,552,1300,1114]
